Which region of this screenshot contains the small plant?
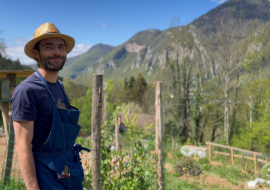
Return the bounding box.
[174,158,201,177]
[198,158,211,171]
[259,163,270,180]
[0,178,26,190]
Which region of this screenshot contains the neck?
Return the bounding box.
[37,67,58,83]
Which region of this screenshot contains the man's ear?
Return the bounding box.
[32,49,40,60]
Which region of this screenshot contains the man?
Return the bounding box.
[11,23,89,190]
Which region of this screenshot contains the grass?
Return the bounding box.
[0,178,26,190]
[166,172,203,190]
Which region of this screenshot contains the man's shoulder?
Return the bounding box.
[16,73,43,90]
[13,73,47,100]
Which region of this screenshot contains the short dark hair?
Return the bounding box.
[33,41,40,66]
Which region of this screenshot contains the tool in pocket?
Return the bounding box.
[59,165,70,178]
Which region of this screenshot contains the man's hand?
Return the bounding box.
[13,121,40,190]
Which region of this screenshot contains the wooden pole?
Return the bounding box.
[91,74,103,190]
[208,144,211,160]
[101,90,107,126]
[3,74,16,186]
[231,148,234,165]
[115,116,119,151]
[155,82,164,190]
[254,153,257,175]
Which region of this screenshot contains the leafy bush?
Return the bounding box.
[83,131,157,189]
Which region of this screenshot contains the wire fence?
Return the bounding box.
[0,122,25,190]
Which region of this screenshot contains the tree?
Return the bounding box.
[242,24,270,150]
[214,15,247,145]
[0,30,6,57]
[163,20,198,143]
[62,77,88,102]
[131,73,148,105]
[71,88,92,134]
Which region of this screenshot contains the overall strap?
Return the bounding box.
[57,80,70,107]
[36,69,56,106]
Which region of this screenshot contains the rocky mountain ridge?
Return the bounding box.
[59,0,270,85]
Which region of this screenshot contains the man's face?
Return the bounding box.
[34,37,67,71]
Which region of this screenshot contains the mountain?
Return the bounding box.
[71,29,173,85]
[59,0,270,86]
[59,43,115,79]
[191,0,270,36]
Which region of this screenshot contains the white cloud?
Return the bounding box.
[6,45,35,65]
[68,43,92,58]
[102,23,106,27]
[211,0,227,4]
[8,37,32,45]
[5,43,92,65]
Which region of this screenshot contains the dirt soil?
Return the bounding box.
[1,137,269,190]
[0,136,6,174]
[164,158,269,190]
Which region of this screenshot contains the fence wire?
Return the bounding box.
[0,122,25,190]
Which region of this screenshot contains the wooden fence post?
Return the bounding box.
[91,74,103,190]
[254,153,257,175]
[115,116,119,151]
[208,144,211,160]
[3,74,16,186]
[231,148,234,165]
[101,90,107,126]
[155,82,164,190]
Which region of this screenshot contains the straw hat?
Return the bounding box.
[24,23,75,59]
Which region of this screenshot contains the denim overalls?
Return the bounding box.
[33,70,90,190]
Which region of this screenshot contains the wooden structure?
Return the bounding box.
[0,71,34,140]
[115,116,120,151]
[206,142,266,175]
[91,74,103,190]
[0,70,34,186]
[155,82,164,190]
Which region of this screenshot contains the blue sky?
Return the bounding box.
[0,0,227,65]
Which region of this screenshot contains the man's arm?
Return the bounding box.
[13,121,40,190]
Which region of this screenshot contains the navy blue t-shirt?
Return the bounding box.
[11,73,70,150]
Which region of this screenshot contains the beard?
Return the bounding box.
[39,54,66,72]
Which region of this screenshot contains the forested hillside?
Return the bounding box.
[0,53,32,70]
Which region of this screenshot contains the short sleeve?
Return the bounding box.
[11,84,37,121]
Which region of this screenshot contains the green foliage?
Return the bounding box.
[60,44,115,79]
[259,163,270,180]
[198,158,212,171]
[191,71,203,144]
[0,178,26,190]
[83,131,157,189]
[62,77,88,102]
[71,88,92,134]
[209,165,247,185]
[0,30,6,56]
[0,54,32,70]
[165,172,202,190]
[123,74,148,107]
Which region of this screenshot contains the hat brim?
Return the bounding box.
[24,33,75,59]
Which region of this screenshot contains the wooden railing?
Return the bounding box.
[206,142,267,175]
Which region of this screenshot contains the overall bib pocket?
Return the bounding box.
[58,174,71,189]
